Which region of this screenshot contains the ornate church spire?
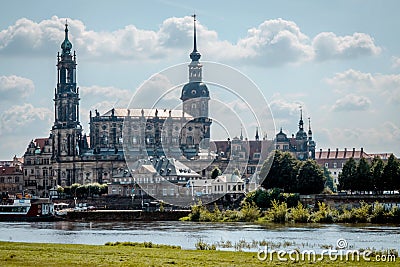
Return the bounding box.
[188,14,202,82]
[190,14,201,62]
[61,20,72,56]
[298,106,304,131]
[308,117,313,140]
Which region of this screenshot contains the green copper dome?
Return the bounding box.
[61,23,72,56]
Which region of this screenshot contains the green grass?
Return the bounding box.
[0,241,397,266]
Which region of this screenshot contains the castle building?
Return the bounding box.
[23,16,214,195]
[275,109,316,160]
[20,17,316,198]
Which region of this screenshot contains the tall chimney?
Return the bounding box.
[319,149,322,159]
[352,148,355,158]
[335,148,339,158]
[344,148,347,158]
[327,148,331,158]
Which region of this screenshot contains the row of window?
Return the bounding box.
[24,169,53,177]
[25,158,51,165]
[324,162,345,168]
[214,184,245,192]
[0,177,21,183]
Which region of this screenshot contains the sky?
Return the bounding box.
[0,0,399,159]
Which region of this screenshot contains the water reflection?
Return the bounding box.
[0,221,399,251]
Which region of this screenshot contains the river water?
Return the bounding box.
[0,221,399,252]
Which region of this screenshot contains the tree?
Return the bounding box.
[261,151,298,192]
[382,154,400,193]
[211,167,221,179]
[338,158,357,193]
[71,183,81,197]
[355,157,371,193]
[296,159,325,194]
[323,167,337,192]
[370,156,384,194]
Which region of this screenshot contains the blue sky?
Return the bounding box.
[0,0,399,159]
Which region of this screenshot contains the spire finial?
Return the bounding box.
[255,127,259,141]
[308,117,312,135]
[192,13,197,52]
[240,126,243,141]
[190,13,201,61]
[300,105,303,120]
[299,105,304,130]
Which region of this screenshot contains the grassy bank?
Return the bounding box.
[0,241,397,266]
[181,200,400,224]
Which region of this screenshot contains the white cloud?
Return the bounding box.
[269,94,303,118]
[326,69,400,104]
[0,103,52,135]
[0,16,381,66]
[392,56,400,69]
[0,75,34,101]
[332,94,371,111]
[81,85,131,100]
[313,32,381,61]
[318,123,400,155]
[237,18,314,66]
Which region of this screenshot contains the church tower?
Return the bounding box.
[307,117,316,159]
[51,22,83,185]
[180,14,210,118]
[179,14,212,158]
[295,108,309,160]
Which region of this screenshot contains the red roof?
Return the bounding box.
[0,166,22,175]
[316,148,371,159]
[34,138,49,149]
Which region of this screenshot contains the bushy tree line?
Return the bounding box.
[339,154,400,194]
[182,199,400,224]
[57,183,108,198]
[260,150,326,194]
[243,188,299,209]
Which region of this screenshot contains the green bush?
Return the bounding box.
[337,206,354,223]
[370,202,386,223]
[352,202,371,223]
[238,202,260,222]
[289,202,310,223]
[264,200,288,223]
[309,202,336,223]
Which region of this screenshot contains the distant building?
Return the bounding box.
[0,164,23,195]
[23,138,54,196]
[315,147,392,185]
[275,109,316,160]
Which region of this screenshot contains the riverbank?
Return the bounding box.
[0,241,397,266]
[66,210,190,221]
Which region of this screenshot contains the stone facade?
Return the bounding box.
[0,157,24,196]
